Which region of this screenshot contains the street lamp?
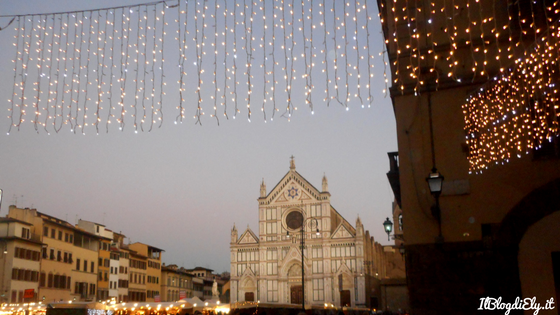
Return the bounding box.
[382,218,404,241]
[426,167,444,243]
[286,213,319,312]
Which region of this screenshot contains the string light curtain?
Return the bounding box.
[379,0,560,173]
[4,0,381,133]
[462,1,560,173]
[6,1,168,135]
[173,0,378,125]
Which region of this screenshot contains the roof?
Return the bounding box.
[0,236,44,246]
[187,266,214,272]
[0,217,33,226]
[35,211,110,240]
[130,241,165,252]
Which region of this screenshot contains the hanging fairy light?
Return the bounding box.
[463,1,560,173]
[375,0,560,173]
[4,0,383,133]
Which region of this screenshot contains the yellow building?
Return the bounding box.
[128,242,163,302]
[0,217,42,303]
[378,0,560,313]
[76,220,114,301]
[160,264,194,301]
[8,206,75,303]
[127,251,147,302]
[70,228,102,301]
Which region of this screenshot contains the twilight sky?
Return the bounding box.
[0,0,396,273]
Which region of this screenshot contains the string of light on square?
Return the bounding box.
[172,0,379,124]
[5,1,167,135]
[5,0,383,133]
[463,7,560,173]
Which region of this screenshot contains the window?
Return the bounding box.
[99,258,103,266]
[50,249,55,260]
[267,263,277,275]
[312,247,323,258]
[84,260,87,272]
[76,259,81,271]
[51,229,55,238]
[64,252,68,263]
[22,227,30,239]
[57,251,62,261]
[267,249,278,260]
[69,234,73,243]
[267,280,278,302]
[43,226,48,237]
[58,231,62,240]
[91,261,95,273]
[42,247,47,259]
[65,233,69,242]
[69,253,73,263]
[47,273,53,287]
[39,272,46,287]
[313,279,324,301]
[312,261,323,274]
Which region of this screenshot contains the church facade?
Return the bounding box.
[230,159,387,308]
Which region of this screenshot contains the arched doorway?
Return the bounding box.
[287,263,303,304]
[493,178,560,302]
[338,272,353,307]
[240,277,256,302]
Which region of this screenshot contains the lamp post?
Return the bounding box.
[426,168,444,243]
[382,218,404,242]
[286,214,319,312]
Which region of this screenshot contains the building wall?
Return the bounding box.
[8,207,76,303]
[0,220,42,304]
[377,0,560,313]
[117,250,130,302]
[128,253,147,301]
[146,257,161,301]
[71,233,100,301]
[161,266,194,302]
[109,250,120,299]
[128,243,162,302]
[98,240,111,301]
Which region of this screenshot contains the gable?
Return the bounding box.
[332,223,355,239]
[238,229,259,244]
[267,171,322,205]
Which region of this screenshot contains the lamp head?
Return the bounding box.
[383,217,393,241]
[383,217,393,234]
[426,168,444,195]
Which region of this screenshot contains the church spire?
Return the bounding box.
[231,223,238,243]
[290,155,296,170]
[322,173,329,192]
[260,178,267,197]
